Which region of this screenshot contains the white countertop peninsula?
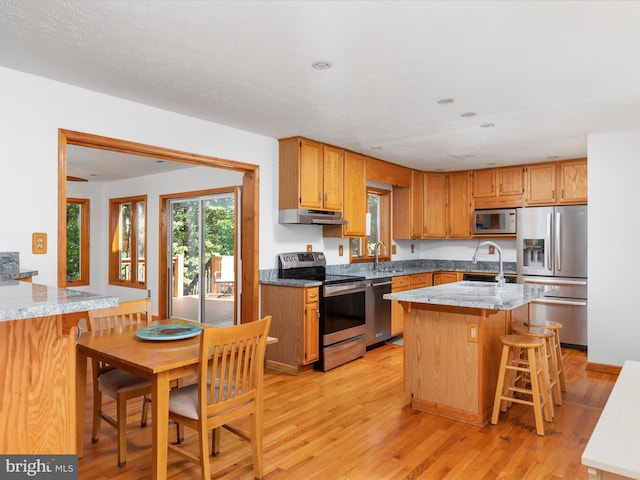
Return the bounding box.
[0,282,117,454]
[582,360,640,480]
[384,280,555,427]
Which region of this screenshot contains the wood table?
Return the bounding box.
[76,319,276,480]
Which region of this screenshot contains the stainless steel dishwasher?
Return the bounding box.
[365,277,392,348]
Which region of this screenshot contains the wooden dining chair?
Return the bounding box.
[86,298,153,467]
[167,316,272,480]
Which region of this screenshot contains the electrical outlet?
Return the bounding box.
[338,245,344,256]
[306,244,313,252]
[467,323,479,343]
[411,244,415,253]
[489,245,495,255]
[32,232,47,254]
[392,244,397,255]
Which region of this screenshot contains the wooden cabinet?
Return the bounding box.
[448,171,472,238]
[303,287,320,365]
[324,151,367,237]
[526,158,587,206]
[410,272,431,289]
[391,275,411,336]
[423,172,447,238]
[392,170,424,239]
[261,284,320,375]
[279,137,343,212]
[557,159,588,204]
[473,166,525,208]
[433,272,462,285]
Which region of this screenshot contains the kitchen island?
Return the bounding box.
[0,282,117,454]
[384,281,554,426]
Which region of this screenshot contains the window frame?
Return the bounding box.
[109,195,147,288]
[66,197,90,286]
[350,187,391,264]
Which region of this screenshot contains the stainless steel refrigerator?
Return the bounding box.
[516,205,588,348]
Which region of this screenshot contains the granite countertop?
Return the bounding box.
[383,281,555,311]
[0,269,39,282]
[0,282,118,321]
[259,259,517,286]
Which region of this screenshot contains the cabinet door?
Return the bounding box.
[303,296,319,365]
[410,170,424,238]
[391,276,411,336]
[526,163,556,205]
[299,138,324,208]
[323,145,344,210]
[342,152,367,237]
[424,172,447,238]
[498,166,524,196]
[448,171,472,238]
[433,272,459,285]
[410,273,431,289]
[473,169,496,198]
[558,159,587,204]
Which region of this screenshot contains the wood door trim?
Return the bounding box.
[58,129,260,324]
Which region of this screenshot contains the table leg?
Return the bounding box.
[152,372,170,480]
[75,352,87,457]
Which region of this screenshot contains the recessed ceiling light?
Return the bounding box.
[461,112,476,118]
[312,61,332,70]
[437,98,455,105]
[547,155,560,160]
[480,123,495,128]
[156,160,166,164]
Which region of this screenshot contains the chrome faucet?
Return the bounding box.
[472,241,505,287]
[374,241,387,270]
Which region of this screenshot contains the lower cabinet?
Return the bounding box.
[433,272,462,285]
[261,284,319,375]
[391,273,433,336]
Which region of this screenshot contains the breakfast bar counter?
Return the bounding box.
[384,281,554,426]
[0,282,117,454]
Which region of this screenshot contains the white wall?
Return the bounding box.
[587,129,640,366]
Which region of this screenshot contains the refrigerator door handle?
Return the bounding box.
[531,298,587,307]
[523,277,587,286]
[546,212,553,271]
[555,211,562,271]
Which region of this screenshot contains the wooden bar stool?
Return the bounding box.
[513,322,562,407]
[524,319,565,392]
[491,334,553,436]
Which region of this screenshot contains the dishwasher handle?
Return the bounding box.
[368,280,393,287]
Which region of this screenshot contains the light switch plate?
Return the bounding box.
[32,232,47,254]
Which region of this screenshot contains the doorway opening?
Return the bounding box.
[58,129,260,323]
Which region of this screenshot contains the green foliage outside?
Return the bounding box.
[172,197,234,295]
[66,203,81,282]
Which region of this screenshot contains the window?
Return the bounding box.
[66,198,90,286]
[109,195,146,288]
[350,188,391,263]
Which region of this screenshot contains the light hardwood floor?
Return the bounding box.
[78,343,616,480]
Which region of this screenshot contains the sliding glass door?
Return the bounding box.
[168,191,236,325]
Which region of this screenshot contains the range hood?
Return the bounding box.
[279,208,348,225]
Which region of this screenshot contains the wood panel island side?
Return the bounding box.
[384,281,554,427]
[0,281,117,454]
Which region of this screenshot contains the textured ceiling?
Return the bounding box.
[2,0,640,178]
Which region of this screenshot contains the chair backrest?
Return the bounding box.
[198,316,271,418]
[87,298,153,332]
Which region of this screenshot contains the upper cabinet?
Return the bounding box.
[526,158,587,206]
[472,166,525,209]
[279,137,343,211]
[393,170,423,239]
[423,172,447,238]
[448,171,472,238]
[324,151,367,238]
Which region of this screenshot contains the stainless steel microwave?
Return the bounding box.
[472,208,517,235]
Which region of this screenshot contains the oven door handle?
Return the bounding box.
[324,282,366,297]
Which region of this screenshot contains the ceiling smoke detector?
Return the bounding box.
[312,61,333,70]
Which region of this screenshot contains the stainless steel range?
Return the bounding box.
[278,252,366,371]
